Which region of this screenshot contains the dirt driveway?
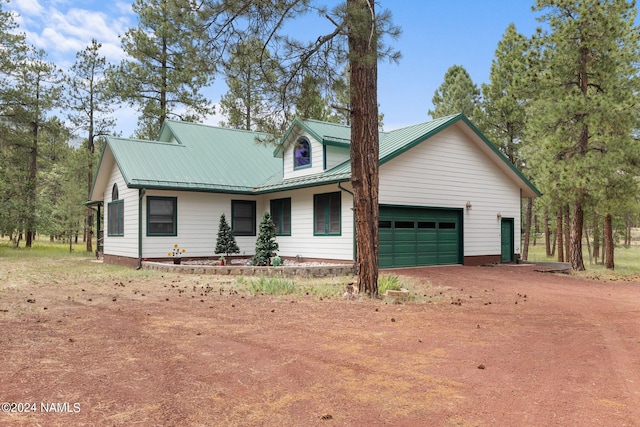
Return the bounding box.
[1,262,639,426]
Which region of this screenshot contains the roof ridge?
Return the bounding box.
[387,114,462,134]
[164,119,271,137]
[299,117,352,129]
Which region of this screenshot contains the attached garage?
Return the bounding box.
[379,206,463,268]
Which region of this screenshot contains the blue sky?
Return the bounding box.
[7,0,544,135]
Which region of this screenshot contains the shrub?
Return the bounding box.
[252,212,278,266]
[215,213,240,257]
[378,274,403,294]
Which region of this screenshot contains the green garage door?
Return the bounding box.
[379,207,462,268]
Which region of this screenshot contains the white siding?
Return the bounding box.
[141,191,262,258]
[265,184,354,261]
[324,145,349,170]
[379,125,522,257]
[282,131,325,179]
[135,186,353,261]
[103,164,139,258]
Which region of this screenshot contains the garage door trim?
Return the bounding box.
[379,204,464,268]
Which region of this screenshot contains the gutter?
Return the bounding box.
[137,188,146,270]
[337,182,357,272]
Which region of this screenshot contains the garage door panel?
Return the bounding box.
[379,207,461,268]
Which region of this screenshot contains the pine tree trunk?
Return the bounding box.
[348,0,379,297]
[625,216,631,247]
[522,198,533,261]
[25,123,39,248]
[556,208,564,262]
[563,204,571,262]
[570,200,585,271]
[533,214,538,246]
[604,213,614,270]
[592,214,600,264]
[544,210,552,257]
[601,217,606,265]
[584,227,592,265]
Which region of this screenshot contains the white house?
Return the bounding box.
[88,114,540,268]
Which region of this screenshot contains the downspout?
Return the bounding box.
[137,188,146,270]
[337,182,356,273]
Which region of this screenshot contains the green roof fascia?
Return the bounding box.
[322,137,350,148]
[379,114,541,197]
[126,181,256,195]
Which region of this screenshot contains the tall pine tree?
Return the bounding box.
[110,0,215,139]
[526,0,640,271]
[429,65,480,121]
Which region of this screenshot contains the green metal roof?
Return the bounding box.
[107,120,281,193]
[91,115,540,198]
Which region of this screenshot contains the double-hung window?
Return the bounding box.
[147,197,177,236]
[270,198,291,236]
[314,192,341,235]
[232,200,256,236]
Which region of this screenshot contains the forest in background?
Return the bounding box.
[1,0,639,272]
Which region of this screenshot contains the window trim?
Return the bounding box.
[270,197,292,236]
[293,137,311,170]
[313,192,341,236]
[231,200,257,236]
[146,196,177,237]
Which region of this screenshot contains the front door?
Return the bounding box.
[501,218,514,263]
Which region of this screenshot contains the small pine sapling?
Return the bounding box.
[215,213,240,257]
[252,212,279,266]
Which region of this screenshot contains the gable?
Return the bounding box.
[380,115,540,198]
[89,115,539,201]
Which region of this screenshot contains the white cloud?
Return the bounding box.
[10,0,45,17]
[7,0,132,67]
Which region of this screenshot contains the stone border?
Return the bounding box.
[141,261,355,278]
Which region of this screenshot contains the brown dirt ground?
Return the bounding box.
[1,263,640,426]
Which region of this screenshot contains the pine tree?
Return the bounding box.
[110,0,215,139]
[477,24,528,165]
[428,65,480,121]
[66,39,115,252]
[219,36,278,131]
[526,0,640,271]
[252,212,278,266]
[215,213,239,257]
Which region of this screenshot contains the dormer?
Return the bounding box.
[276,118,351,180]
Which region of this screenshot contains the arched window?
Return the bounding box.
[294,137,311,169]
[111,183,119,201]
